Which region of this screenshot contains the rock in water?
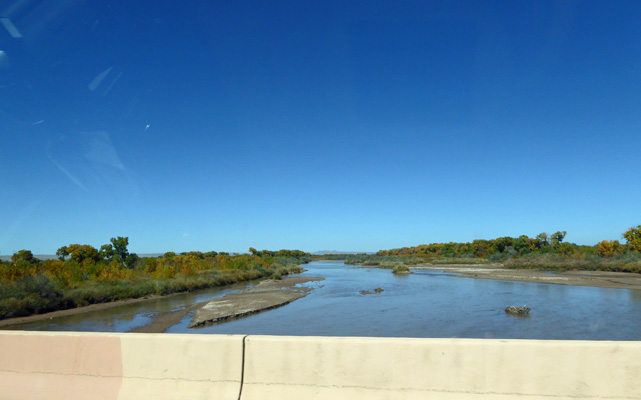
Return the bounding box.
[360,287,384,295]
[505,305,530,315]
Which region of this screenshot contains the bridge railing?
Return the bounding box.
[1,331,640,399]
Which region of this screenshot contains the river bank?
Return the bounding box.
[128,276,323,333]
[0,275,321,332]
[414,264,641,290]
[0,291,187,329]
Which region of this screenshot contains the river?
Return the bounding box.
[8,261,641,340]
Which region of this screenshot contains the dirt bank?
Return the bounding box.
[414,264,641,290]
[189,276,324,328]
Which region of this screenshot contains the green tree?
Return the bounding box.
[495,237,514,253]
[513,235,533,255]
[556,241,574,255]
[124,253,139,269]
[99,244,114,261]
[551,231,567,249]
[535,233,550,249]
[110,236,130,263]
[11,250,39,265]
[110,236,138,268]
[65,244,100,264]
[56,246,69,261]
[623,225,641,252]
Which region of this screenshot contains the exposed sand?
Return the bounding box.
[189,276,324,328]
[414,264,641,290]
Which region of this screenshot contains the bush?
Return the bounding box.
[0,275,66,318]
[392,264,411,274]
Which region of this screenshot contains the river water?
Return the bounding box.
[8,261,641,340]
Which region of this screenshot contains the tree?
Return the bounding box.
[65,244,100,264]
[494,237,514,253]
[557,242,575,255]
[110,236,130,263]
[513,235,533,255]
[109,236,137,268]
[11,250,39,265]
[596,240,623,257]
[623,225,641,252]
[551,231,567,249]
[56,246,70,261]
[99,244,114,261]
[535,233,550,249]
[124,253,139,269]
[249,247,258,256]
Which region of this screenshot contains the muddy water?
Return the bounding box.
[7,261,641,340]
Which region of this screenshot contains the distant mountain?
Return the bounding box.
[0,253,165,261]
[311,250,375,255]
[0,254,59,261]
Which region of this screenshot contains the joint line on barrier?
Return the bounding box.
[237,335,248,400]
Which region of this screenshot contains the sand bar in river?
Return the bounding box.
[414,264,641,290]
[188,276,324,328]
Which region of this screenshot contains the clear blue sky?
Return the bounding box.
[1,1,640,254]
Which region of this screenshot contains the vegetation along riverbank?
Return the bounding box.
[320,225,641,277]
[0,237,311,321]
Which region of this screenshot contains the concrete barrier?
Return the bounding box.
[0,331,244,400]
[241,336,641,400]
[1,331,640,399]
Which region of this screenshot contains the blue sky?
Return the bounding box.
[1,1,640,254]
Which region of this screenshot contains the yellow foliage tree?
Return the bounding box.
[596,240,622,257]
[623,225,641,252]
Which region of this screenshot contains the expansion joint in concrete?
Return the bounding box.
[237,334,248,400]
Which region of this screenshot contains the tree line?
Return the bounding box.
[377,226,641,260]
[0,239,311,320]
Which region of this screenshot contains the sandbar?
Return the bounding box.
[414,264,641,290]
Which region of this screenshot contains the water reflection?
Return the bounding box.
[6,280,256,332]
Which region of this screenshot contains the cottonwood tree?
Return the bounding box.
[551,231,567,249]
[99,244,115,261]
[59,244,100,264]
[596,240,623,257]
[11,250,39,265]
[109,236,139,269]
[623,225,641,252]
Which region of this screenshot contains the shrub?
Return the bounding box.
[392,264,411,274]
